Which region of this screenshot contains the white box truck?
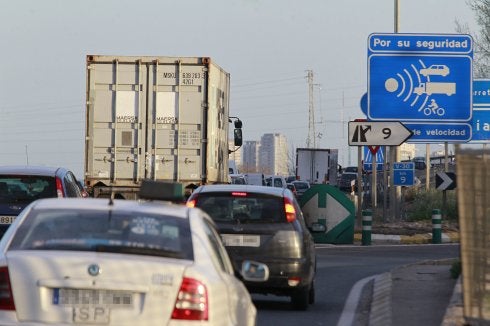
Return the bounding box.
[84,55,240,199]
[295,148,338,186]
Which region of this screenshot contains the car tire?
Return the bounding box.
[291,286,309,311]
[308,281,315,304]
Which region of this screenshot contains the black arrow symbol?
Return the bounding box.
[352,125,372,143]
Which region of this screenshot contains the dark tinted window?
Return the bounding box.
[196,192,286,223]
[9,209,194,260]
[0,175,56,204]
[292,181,309,191]
[63,172,81,197]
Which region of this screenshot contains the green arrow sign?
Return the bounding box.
[300,184,355,244]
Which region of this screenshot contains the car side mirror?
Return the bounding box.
[309,222,326,233]
[234,128,243,146]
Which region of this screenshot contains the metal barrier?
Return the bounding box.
[456,146,490,324]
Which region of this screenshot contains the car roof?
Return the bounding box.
[29,198,190,219]
[195,184,286,196]
[0,165,66,176]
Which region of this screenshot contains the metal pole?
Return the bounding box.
[442,142,449,218]
[372,157,377,218]
[383,146,388,221]
[391,0,401,220]
[357,146,363,227]
[426,144,430,191]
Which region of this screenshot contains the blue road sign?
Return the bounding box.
[393,162,415,186]
[368,33,473,123]
[471,79,490,143]
[363,146,384,172]
[403,122,472,143]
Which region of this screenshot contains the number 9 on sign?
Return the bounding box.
[382,128,391,139]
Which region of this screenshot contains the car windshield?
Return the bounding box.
[8,208,193,260]
[196,193,286,223]
[0,176,56,204]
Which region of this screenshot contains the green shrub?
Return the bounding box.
[404,188,458,221]
[450,260,462,279]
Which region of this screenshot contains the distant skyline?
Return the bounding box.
[0,0,478,178]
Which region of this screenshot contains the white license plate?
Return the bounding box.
[221,234,260,247]
[54,289,133,307]
[0,216,15,224]
[73,306,110,324]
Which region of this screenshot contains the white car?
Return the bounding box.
[419,64,450,77]
[0,189,261,325]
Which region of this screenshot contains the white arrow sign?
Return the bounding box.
[436,172,456,190]
[348,121,413,146]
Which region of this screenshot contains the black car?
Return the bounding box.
[291,180,310,201]
[0,166,84,237]
[187,184,325,310]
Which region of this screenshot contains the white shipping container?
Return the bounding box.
[85,55,231,198]
[295,148,338,186]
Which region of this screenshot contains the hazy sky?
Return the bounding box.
[0,0,478,178]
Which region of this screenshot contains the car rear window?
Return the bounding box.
[8,209,194,260]
[195,192,286,223]
[293,182,309,190]
[0,175,56,204]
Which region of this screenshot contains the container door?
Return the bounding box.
[86,61,146,184]
[147,62,206,182]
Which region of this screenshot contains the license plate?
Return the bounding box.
[0,216,15,224]
[73,306,110,324]
[221,234,260,247]
[53,288,133,307]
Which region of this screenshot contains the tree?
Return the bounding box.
[459,0,490,77]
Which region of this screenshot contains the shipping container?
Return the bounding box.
[85,55,234,199]
[295,148,338,186]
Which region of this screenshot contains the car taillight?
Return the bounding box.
[0,267,15,310]
[55,177,64,198]
[284,197,296,223]
[171,277,208,320]
[231,192,247,197]
[288,276,301,287]
[186,199,197,208]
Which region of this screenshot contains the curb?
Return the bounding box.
[354,232,460,244]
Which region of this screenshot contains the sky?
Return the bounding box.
[0,0,478,178]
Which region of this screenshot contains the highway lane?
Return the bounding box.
[255,243,459,326]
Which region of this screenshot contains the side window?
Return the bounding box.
[202,218,234,275]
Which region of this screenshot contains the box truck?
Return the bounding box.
[295,148,338,186]
[84,55,240,199]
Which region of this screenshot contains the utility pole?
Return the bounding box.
[306,70,316,148]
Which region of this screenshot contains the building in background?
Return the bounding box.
[242,141,259,173]
[258,133,288,176]
[400,143,416,161]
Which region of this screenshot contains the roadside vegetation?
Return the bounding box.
[403,188,458,221]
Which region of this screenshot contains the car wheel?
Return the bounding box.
[291,286,309,311]
[308,281,315,304]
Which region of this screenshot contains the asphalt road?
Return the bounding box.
[255,243,459,326]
